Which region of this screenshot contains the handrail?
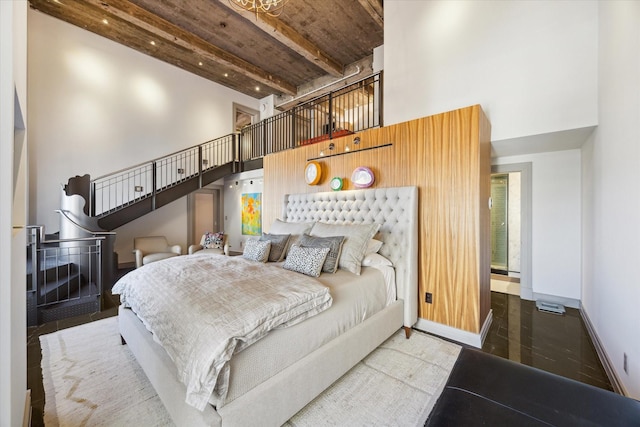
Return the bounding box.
[276,66,362,109]
[41,236,106,244]
[91,133,237,181]
[55,210,116,235]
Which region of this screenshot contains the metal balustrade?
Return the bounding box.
[88,72,382,221]
[26,225,106,326]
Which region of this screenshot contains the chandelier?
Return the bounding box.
[228,0,289,17]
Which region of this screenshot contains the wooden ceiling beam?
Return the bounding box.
[84,0,297,95]
[218,0,344,77]
[356,0,383,28]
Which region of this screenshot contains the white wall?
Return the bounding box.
[115,197,188,265]
[582,1,640,398]
[494,150,582,304]
[383,0,598,141]
[27,9,259,254]
[0,1,28,425]
[223,170,264,252]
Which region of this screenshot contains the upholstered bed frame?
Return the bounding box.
[118,186,418,426]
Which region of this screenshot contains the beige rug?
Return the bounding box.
[41,317,460,426]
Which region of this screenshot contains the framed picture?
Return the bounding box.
[241,192,262,236]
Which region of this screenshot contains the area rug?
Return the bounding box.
[41,317,460,426]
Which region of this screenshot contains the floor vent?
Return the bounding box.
[536,300,566,315]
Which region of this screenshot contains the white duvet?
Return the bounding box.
[112,253,332,410]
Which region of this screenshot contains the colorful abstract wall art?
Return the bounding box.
[241,192,262,236]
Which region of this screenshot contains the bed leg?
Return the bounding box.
[120,335,127,345]
[403,326,411,339]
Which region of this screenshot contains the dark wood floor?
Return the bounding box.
[482,291,613,391]
[26,284,613,426]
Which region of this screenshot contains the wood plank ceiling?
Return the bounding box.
[29,0,384,106]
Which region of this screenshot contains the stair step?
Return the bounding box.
[27,260,78,289]
[39,272,83,303]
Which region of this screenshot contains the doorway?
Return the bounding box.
[233,103,259,132]
[188,189,223,246]
[490,163,533,300]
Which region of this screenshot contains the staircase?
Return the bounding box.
[26,226,111,326]
[64,72,383,231]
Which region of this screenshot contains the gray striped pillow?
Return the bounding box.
[298,234,345,274]
[259,233,291,262]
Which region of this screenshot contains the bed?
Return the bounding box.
[116,186,418,426]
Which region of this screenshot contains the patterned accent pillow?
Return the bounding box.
[242,239,271,263]
[259,233,291,262]
[283,245,330,278]
[298,234,345,274]
[203,231,224,249]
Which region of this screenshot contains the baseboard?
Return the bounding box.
[480,309,493,345]
[414,310,492,348]
[118,261,135,269]
[23,390,31,427]
[580,307,628,396]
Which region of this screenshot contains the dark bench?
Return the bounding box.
[426,348,640,426]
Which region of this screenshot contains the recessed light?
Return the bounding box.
[150,41,156,46]
[102,18,109,25]
[255,86,260,91]
[198,62,203,66]
[224,73,228,77]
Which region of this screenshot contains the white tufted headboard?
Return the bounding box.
[282,186,418,328]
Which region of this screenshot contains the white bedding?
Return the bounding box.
[112,253,332,410]
[222,265,391,406]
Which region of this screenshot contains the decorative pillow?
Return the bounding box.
[310,222,381,275]
[242,238,271,263]
[269,219,315,257]
[365,238,383,255]
[298,234,345,274]
[259,233,291,262]
[203,231,225,249]
[362,252,393,267]
[283,245,330,278]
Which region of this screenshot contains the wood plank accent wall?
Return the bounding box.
[263,105,491,333]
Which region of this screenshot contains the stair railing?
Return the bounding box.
[87,72,382,222]
[90,133,237,217]
[26,224,106,326]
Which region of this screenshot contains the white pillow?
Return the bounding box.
[269,219,315,257]
[362,252,393,267]
[283,245,330,277]
[310,222,380,275]
[242,239,271,263]
[365,238,383,254]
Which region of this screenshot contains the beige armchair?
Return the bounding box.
[133,236,182,268]
[188,232,228,256]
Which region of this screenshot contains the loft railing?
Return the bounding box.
[242,73,382,157]
[89,72,382,219]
